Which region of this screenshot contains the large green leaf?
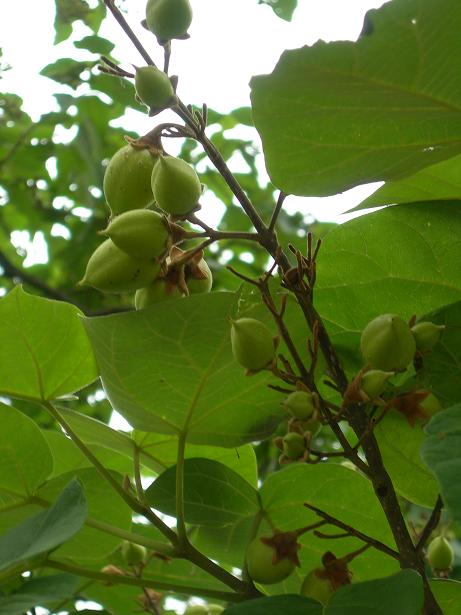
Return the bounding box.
[374,412,438,508]
[145,458,259,527]
[421,405,461,523]
[259,0,297,21]
[315,202,461,341]
[223,595,322,615]
[0,403,53,497]
[0,574,79,615]
[431,579,461,615]
[84,292,283,446]
[325,570,423,614]
[0,287,97,401]
[350,156,461,211]
[251,0,461,196]
[0,479,87,572]
[417,301,461,408]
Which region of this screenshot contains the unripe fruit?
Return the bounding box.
[360,369,394,399]
[103,144,157,215]
[135,66,175,111]
[230,318,275,371]
[79,239,161,293]
[427,536,454,573]
[282,432,306,460]
[300,568,334,604]
[121,540,147,566]
[411,322,445,352]
[135,279,183,309]
[246,537,295,584]
[102,210,171,260]
[146,0,193,43]
[151,155,202,217]
[360,314,416,371]
[186,258,212,294]
[283,390,315,420]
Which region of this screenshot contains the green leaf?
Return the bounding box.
[0,403,53,497]
[38,468,132,561]
[145,458,260,526]
[54,0,105,44]
[223,594,322,615]
[0,574,79,615]
[421,405,461,523]
[0,479,87,572]
[374,412,438,508]
[430,579,461,615]
[259,0,297,22]
[74,35,114,55]
[0,287,97,402]
[325,570,423,614]
[84,292,283,446]
[417,301,461,407]
[40,59,92,89]
[350,156,461,211]
[315,202,461,341]
[251,0,461,196]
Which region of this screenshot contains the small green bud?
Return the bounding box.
[427,536,454,574]
[360,369,394,399]
[411,322,445,352]
[146,0,193,43]
[102,209,171,260]
[283,390,316,420]
[103,144,157,215]
[300,568,334,604]
[79,239,160,293]
[121,540,147,566]
[245,537,295,585]
[230,317,275,371]
[361,314,416,371]
[186,258,213,294]
[151,155,202,217]
[282,432,306,460]
[134,66,175,111]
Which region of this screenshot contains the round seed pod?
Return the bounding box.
[427,536,454,574]
[300,568,334,605]
[121,540,147,566]
[103,144,158,215]
[283,390,316,420]
[151,155,202,217]
[134,66,175,111]
[79,239,160,293]
[186,258,212,294]
[411,321,445,352]
[135,279,184,309]
[246,537,295,585]
[230,317,275,371]
[282,432,306,460]
[360,314,416,371]
[360,369,394,399]
[146,0,193,43]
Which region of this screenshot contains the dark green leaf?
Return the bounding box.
[146,458,259,526]
[223,594,321,615]
[0,286,97,401]
[325,570,423,614]
[40,59,92,88]
[259,0,297,21]
[74,35,114,55]
[421,405,461,523]
[251,0,461,196]
[0,479,87,572]
[0,574,79,615]
[430,579,461,615]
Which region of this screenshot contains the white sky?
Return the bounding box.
[0,0,387,224]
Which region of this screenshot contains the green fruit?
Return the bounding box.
[282,432,306,460]
[360,369,394,399]
[151,155,202,217]
[79,239,161,293]
[230,317,275,371]
[102,210,171,260]
[411,321,445,352]
[121,540,147,566]
[246,537,295,584]
[300,568,334,604]
[427,536,454,573]
[146,0,193,42]
[283,390,315,420]
[103,144,157,215]
[134,66,175,111]
[186,258,213,294]
[135,279,183,309]
[360,314,416,371]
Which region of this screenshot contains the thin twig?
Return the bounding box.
[416,496,444,553]
[268,192,287,232]
[304,502,399,559]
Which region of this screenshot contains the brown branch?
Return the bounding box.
[304,502,399,560]
[268,191,287,232]
[416,496,443,553]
